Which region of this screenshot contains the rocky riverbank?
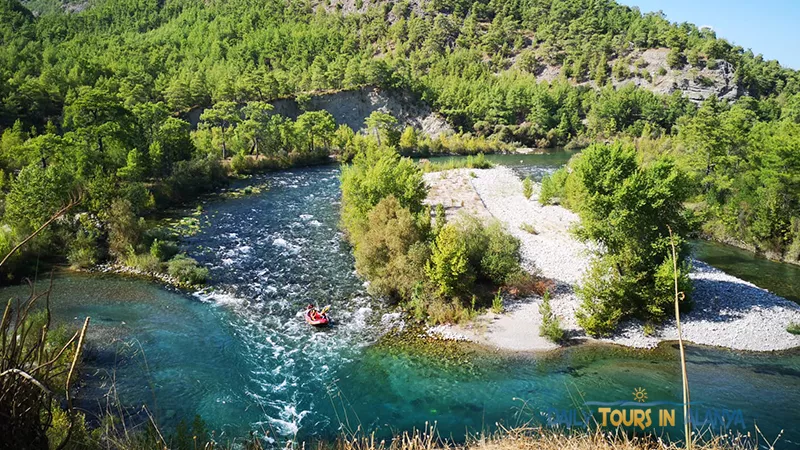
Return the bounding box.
[424,167,800,352]
[87,262,193,290]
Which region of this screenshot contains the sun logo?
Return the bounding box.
[632,387,648,403]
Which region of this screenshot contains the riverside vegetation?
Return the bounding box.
[1,0,800,282]
[340,143,547,323]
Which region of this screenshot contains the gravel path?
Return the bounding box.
[424,167,800,352]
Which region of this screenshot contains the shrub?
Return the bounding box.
[539,167,569,205]
[340,145,427,239]
[230,152,252,174]
[107,199,145,258]
[491,290,504,313]
[125,251,163,273]
[155,158,228,206]
[787,322,800,335]
[426,223,473,298]
[67,217,103,269]
[167,254,209,285]
[150,238,179,262]
[354,196,430,299]
[539,290,565,343]
[522,176,533,199]
[657,66,668,76]
[479,222,522,285]
[504,269,550,296]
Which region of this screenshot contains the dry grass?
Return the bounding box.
[328,426,755,450]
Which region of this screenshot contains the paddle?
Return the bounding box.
[320,305,331,315]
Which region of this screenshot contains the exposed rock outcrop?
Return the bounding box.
[187,86,452,137]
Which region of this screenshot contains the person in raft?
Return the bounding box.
[306,304,322,321]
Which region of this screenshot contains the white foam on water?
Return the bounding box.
[299,214,314,221]
[308,220,322,227]
[273,238,288,248]
[193,290,249,308]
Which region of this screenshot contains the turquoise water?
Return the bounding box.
[424,150,579,181]
[692,240,800,303]
[4,159,800,447]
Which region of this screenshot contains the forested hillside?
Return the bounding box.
[0,0,799,277]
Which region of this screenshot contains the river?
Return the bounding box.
[4,155,800,447]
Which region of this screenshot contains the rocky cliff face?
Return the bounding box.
[530,48,740,103]
[186,87,452,137]
[616,48,740,103]
[271,87,452,136]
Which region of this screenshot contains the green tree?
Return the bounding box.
[295,110,336,153]
[238,101,275,157]
[199,101,240,159]
[364,111,399,146]
[426,223,472,298]
[571,143,692,336]
[340,145,427,239]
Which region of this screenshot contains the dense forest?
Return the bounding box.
[0,0,799,279]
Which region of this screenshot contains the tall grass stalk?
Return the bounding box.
[668,225,691,449]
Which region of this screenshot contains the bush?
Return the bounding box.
[426,223,473,298]
[167,254,209,285]
[788,322,800,335]
[479,222,522,285]
[67,217,103,269]
[340,145,427,239]
[230,152,252,174]
[522,176,533,199]
[155,158,228,206]
[539,290,565,343]
[107,199,145,259]
[125,251,163,273]
[491,290,504,313]
[150,238,179,262]
[354,196,430,299]
[539,167,569,205]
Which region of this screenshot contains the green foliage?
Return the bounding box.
[539,290,565,343]
[107,199,145,259]
[150,238,179,262]
[479,222,522,285]
[426,223,473,298]
[67,217,103,269]
[788,322,800,335]
[167,254,209,285]
[491,290,504,313]
[420,152,493,172]
[539,167,570,205]
[568,142,692,336]
[522,176,533,199]
[125,251,162,273]
[354,196,430,299]
[340,145,427,238]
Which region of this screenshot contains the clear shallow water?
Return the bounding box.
[692,240,800,303]
[3,159,800,446]
[424,150,579,181]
